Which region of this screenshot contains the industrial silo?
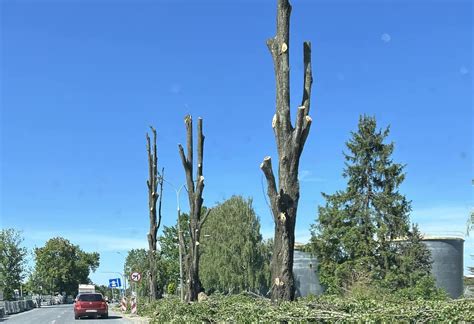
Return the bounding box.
[422,236,464,299]
[293,249,324,297]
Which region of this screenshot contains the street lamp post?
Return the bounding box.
[164,180,186,302]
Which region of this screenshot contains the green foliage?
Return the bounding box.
[138,293,474,323]
[0,229,27,300]
[125,249,150,298]
[157,213,190,294]
[200,196,271,294]
[166,282,176,295]
[310,116,434,294]
[381,224,433,292]
[31,237,99,296]
[124,248,168,299]
[393,276,448,301]
[95,284,112,300]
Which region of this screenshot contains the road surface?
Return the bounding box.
[0,304,135,324]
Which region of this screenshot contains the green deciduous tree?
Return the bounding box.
[124,248,167,300]
[32,237,99,296]
[158,213,190,296]
[124,249,149,298]
[200,196,271,295]
[310,116,433,294]
[0,229,27,300]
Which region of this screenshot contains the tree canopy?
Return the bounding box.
[124,248,168,299]
[200,196,271,294]
[310,115,433,294]
[32,237,99,296]
[158,213,190,295]
[0,229,27,300]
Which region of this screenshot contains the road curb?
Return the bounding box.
[112,308,150,323]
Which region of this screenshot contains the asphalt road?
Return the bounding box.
[0,304,134,324]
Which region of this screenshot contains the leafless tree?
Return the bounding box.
[146,126,164,301]
[261,0,313,301]
[178,115,211,302]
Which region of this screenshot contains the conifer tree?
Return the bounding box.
[311,115,431,293]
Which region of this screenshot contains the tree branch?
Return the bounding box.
[294,106,305,144]
[301,41,312,116]
[178,144,195,209]
[199,208,211,228]
[299,116,312,156]
[184,115,193,189]
[260,156,279,222]
[156,168,164,232]
[195,175,205,209]
[146,133,153,192]
[267,0,292,139]
[197,118,204,180]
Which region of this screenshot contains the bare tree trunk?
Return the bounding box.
[178,115,211,302]
[146,126,164,301]
[261,0,313,302]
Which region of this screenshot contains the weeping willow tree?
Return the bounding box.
[200,196,271,295]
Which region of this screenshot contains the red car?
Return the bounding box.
[74,293,108,319]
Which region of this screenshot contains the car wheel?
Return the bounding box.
[102,313,109,319]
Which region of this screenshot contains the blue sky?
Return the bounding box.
[1,0,472,286]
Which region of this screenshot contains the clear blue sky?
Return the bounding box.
[1,0,472,286]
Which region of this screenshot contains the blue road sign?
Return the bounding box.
[108,278,122,288]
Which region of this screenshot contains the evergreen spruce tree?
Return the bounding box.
[311,115,432,294]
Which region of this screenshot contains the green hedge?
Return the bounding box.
[138,293,474,323]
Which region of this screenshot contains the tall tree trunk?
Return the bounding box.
[178,115,211,302]
[146,127,163,301]
[261,0,313,302]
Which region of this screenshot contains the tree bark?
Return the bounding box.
[146,126,164,301]
[178,115,211,302]
[261,0,313,302]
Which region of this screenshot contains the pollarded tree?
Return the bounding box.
[260,0,313,301]
[200,196,271,295]
[145,126,164,301]
[310,116,432,293]
[0,229,27,300]
[33,237,99,296]
[178,115,211,302]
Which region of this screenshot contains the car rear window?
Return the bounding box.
[78,294,103,302]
